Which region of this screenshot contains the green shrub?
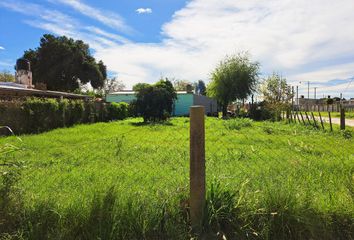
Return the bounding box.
[107,102,129,121]
[0,98,129,135]
[23,98,60,133]
[224,118,253,130]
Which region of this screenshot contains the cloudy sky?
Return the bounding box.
[1,0,354,98]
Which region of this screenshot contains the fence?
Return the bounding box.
[283,108,351,131]
[1,105,353,239]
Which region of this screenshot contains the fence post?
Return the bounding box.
[318,112,325,130]
[328,111,333,132]
[299,111,306,125]
[190,105,205,234]
[340,107,345,130]
[311,112,318,129]
[305,112,311,126]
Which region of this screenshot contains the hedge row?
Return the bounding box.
[0,98,129,135]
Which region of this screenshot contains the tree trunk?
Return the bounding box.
[222,104,228,118]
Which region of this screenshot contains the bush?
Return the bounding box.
[0,98,129,135]
[107,102,129,121]
[134,79,177,122]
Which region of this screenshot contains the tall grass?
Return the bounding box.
[0,118,353,239]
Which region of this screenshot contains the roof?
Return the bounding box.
[0,85,92,100]
[109,90,189,95]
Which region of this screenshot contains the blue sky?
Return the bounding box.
[1,0,354,98]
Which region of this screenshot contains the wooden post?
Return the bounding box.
[318,112,325,130]
[299,111,306,125]
[340,107,345,130]
[190,106,205,233]
[311,112,318,129]
[328,111,333,132]
[305,111,311,126]
[296,111,301,123]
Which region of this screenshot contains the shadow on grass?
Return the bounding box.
[129,121,174,127]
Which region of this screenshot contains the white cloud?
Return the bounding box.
[53,0,132,33]
[0,46,4,50]
[94,0,354,94]
[0,0,127,50]
[136,8,152,14]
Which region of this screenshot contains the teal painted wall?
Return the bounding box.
[106,92,195,116]
[173,93,193,116]
[106,93,136,103]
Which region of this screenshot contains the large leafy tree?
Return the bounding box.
[207,53,259,116]
[23,34,106,92]
[134,79,177,122]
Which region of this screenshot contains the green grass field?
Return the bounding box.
[311,111,354,119]
[1,118,353,239]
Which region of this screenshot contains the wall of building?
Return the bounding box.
[193,94,218,114]
[173,93,194,116]
[106,93,136,103]
[106,92,218,116]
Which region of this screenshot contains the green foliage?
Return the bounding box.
[0,98,129,135]
[224,118,253,130]
[260,73,294,121]
[107,102,129,121]
[23,34,106,92]
[196,80,206,95]
[134,79,177,122]
[0,70,15,82]
[207,53,259,116]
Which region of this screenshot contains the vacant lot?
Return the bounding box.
[1,118,353,239]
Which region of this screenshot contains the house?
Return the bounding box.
[106,90,218,116]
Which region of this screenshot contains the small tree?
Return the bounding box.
[172,79,193,91]
[0,70,15,82]
[104,77,125,94]
[207,53,259,116]
[260,73,293,120]
[195,80,206,95]
[134,79,177,122]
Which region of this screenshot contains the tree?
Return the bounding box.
[22,34,106,92]
[104,77,125,94]
[195,80,206,95]
[260,73,293,120]
[134,79,177,122]
[0,70,15,82]
[207,53,259,116]
[172,79,193,91]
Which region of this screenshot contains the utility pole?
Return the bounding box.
[307,81,310,111]
[296,85,299,108]
[291,86,294,111]
[314,87,317,100]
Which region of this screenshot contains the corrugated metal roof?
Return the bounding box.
[0,85,92,99]
[110,90,190,95]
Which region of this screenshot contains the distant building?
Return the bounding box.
[0,58,92,100]
[106,90,218,116]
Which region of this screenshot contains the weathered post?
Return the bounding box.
[190,105,205,234]
[328,111,333,132]
[340,107,345,130]
[311,112,318,129]
[296,111,301,123]
[318,112,325,130]
[305,112,311,126]
[299,111,306,125]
